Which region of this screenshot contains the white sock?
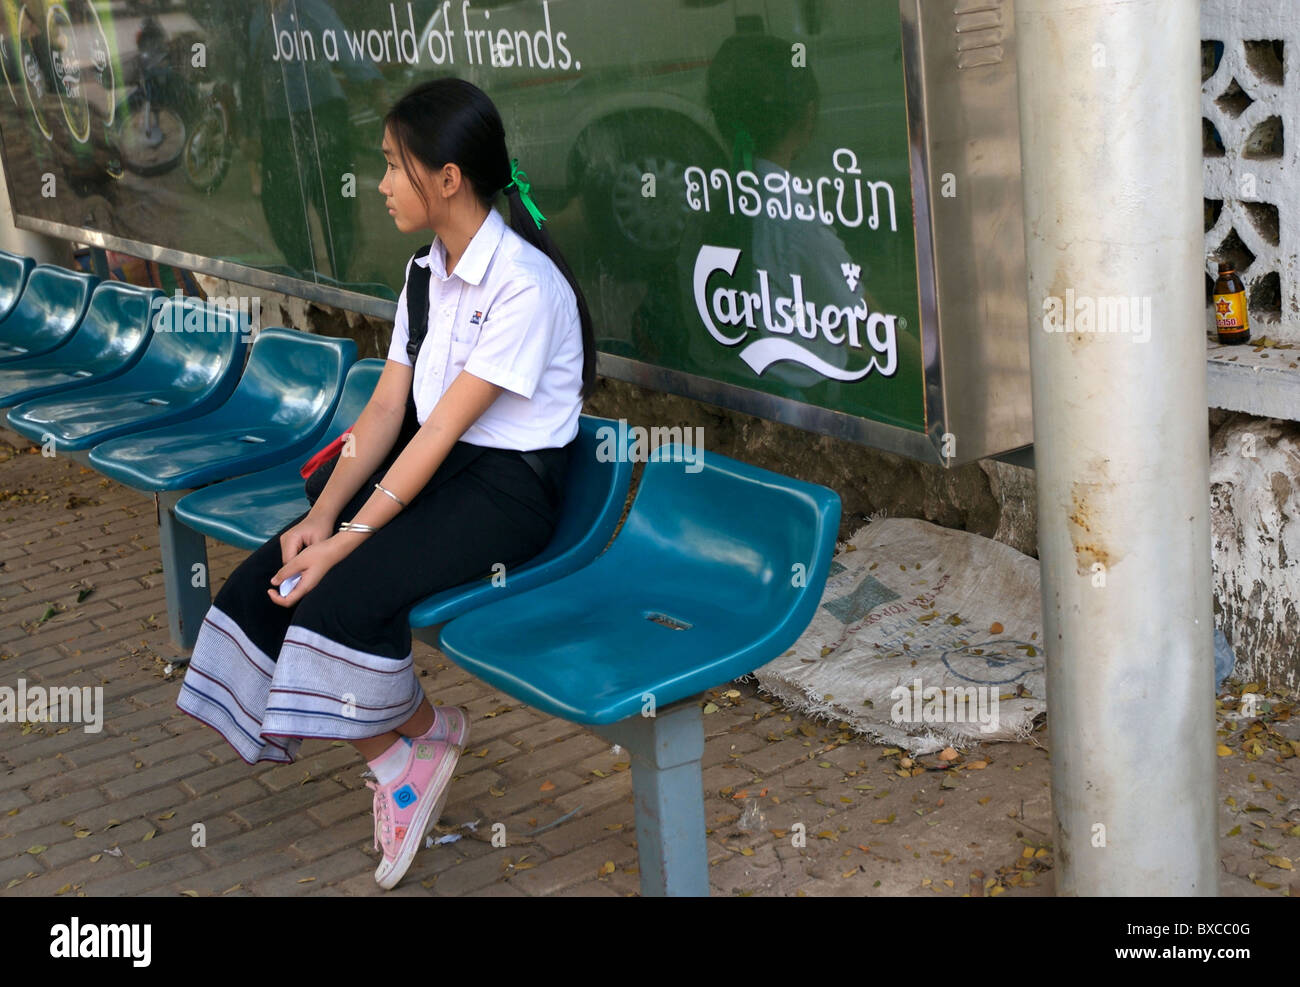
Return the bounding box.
[367,739,410,786]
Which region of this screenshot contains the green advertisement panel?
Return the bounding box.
[0,0,1033,464]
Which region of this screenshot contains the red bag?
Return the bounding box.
[299,426,353,479]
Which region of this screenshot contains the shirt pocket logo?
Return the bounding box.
[449,315,482,365]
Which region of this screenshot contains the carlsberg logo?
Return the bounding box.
[693,245,898,382]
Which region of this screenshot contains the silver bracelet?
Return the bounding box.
[337,521,378,533]
[374,482,408,508]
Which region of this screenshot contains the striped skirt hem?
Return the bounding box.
[175,604,423,765]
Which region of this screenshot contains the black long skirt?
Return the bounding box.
[176,437,568,764]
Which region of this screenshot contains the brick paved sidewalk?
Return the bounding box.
[1,427,1296,897]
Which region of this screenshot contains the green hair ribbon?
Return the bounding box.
[503,158,547,230]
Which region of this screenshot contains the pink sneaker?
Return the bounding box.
[404,705,470,751]
[367,738,461,890]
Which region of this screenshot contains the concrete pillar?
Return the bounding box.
[1014,0,1217,894]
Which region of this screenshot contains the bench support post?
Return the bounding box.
[156,489,210,652]
[593,697,708,897]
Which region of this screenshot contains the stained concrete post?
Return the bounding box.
[1014,0,1217,894]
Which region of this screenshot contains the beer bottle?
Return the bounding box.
[1212,262,1250,345]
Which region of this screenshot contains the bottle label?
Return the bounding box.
[1214,291,1248,330]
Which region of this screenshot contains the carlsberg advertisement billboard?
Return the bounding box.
[0,0,930,442]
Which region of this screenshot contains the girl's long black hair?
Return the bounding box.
[384,77,596,400]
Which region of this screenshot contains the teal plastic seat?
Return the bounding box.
[0,250,36,322]
[173,358,385,547]
[0,264,98,363]
[87,328,355,491]
[439,447,841,723]
[439,447,839,896]
[0,282,159,408]
[409,414,635,628]
[5,296,246,451]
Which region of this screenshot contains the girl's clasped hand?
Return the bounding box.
[268,512,340,607]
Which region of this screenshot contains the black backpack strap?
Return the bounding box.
[397,243,435,444]
[405,243,434,366]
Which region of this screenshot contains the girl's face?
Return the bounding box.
[379,128,436,234]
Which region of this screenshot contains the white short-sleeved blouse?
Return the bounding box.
[386,206,584,450]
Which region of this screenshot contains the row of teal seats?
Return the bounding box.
[0,254,251,444]
[0,251,634,654]
[0,249,844,895]
[0,250,354,654]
